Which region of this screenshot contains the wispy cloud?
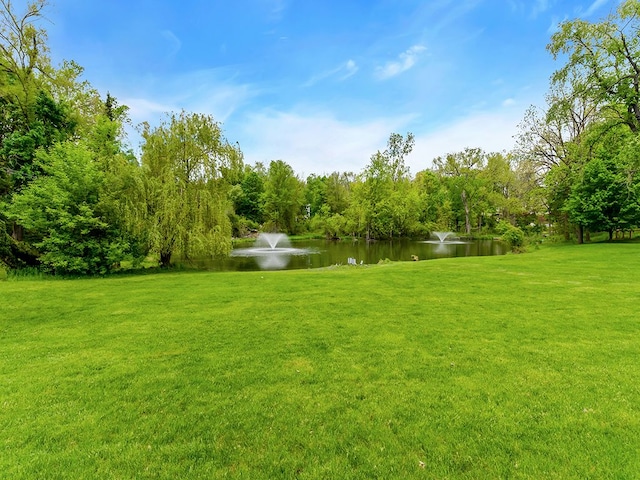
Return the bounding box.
[409,108,526,171]
[160,30,181,59]
[531,0,552,18]
[115,69,259,150]
[584,0,609,16]
[303,59,358,87]
[122,98,174,123]
[507,0,525,14]
[141,69,256,121]
[238,104,526,176]
[239,109,415,175]
[266,0,288,22]
[375,45,427,80]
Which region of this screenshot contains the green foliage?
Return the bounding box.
[434,147,488,235]
[324,171,352,214]
[229,212,259,238]
[6,142,135,274]
[304,173,327,216]
[141,111,241,267]
[233,167,264,224]
[262,159,304,234]
[351,132,418,239]
[564,149,640,237]
[496,220,526,251]
[548,0,640,133]
[1,90,76,188]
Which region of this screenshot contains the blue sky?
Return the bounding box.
[42,0,619,176]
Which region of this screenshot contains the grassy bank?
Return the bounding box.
[1,243,639,479]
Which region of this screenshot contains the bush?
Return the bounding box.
[496,221,526,251]
[6,143,138,275]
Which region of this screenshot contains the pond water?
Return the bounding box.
[191,237,507,271]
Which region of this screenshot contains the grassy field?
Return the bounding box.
[1,242,639,479]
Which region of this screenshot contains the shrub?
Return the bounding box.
[496,221,526,252]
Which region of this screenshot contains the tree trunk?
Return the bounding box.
[0,231,40,269]
[585,230,591,242]
[160,251,172,268]
[12,223,24,241]
[461,190,471,235]
[608,229,614,241]
[577,225,584,244]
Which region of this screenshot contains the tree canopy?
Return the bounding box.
[4,0,640,273]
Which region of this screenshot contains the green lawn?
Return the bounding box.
[1,242,639,479]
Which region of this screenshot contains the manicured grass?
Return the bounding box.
[1,242,640,478]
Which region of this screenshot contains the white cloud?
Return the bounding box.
[122,97,174,122]
[341,60,359,80]
[531,0,551,18]
[303,59,359,87]
[237,105,526,177]
[584,0,608,16]
[160,30,182,59]
[266,0,288,21]
[115,69,258,151]
[123,69,257,123]
[408,108,526,173]
[239,109,415,176]
[376,45,427,80]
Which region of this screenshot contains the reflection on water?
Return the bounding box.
[191,238,506,272]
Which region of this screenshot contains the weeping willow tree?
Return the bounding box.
[141,111,243,267]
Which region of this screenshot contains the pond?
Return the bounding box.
[191,236,507,271]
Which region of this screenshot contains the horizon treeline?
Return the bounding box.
[2,0,640,274]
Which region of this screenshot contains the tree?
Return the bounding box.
[548,0,640,134]
[6,142,137,274]
[564,128,640,240]
[304,174,327,217]
[262,160,304,234]
[0,0,103,269]
[0,0,50,115]
[141,111,243,267]
[414,169,452,230]
[537,1,640,240]
[324,171,352,215]
[433,148,487,235]
[516,83,601,239]
[234,166,265,224]
[353,132,415,239]
[1,89,75,189]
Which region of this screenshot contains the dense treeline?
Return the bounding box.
[2,0,640,274]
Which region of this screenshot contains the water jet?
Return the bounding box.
[433,231,453,242]
[231,233,311,270]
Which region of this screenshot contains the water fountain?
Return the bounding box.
[433,231,453,242]
[230,233,311,270]
[253,232,292,250]
[420,231,469,247]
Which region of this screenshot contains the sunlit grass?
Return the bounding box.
[1,242,639,478]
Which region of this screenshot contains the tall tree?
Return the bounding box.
[433,148,487,235]
[352,132,415,239]
[234,165,265,224]
[304,174,327,217]
[324,171,352,215]
[0,0,85,268]
[262,159,304,234]
[141,111,243,267]
[564,125,640,241]
[548,0,640,134]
